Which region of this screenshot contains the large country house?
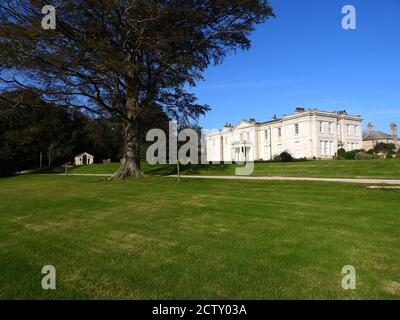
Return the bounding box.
[206,108,363,162]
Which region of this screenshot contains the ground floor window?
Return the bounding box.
[294,141,300,158]
[321,140,335,156]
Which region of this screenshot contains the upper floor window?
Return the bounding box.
[295,124,299,135]
[264,130,268,140]
[213,139,216,147]
[347,125,352,136]
[355,126,359,137]
[329,123,334,134]
[320,122,324,133]
[337,124,341,135]
[240,133,243,141]
[246,132,250,141]
[225,137,228,145]
[278,127,282,137]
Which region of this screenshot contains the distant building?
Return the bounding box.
[206,108,363,162]
[362,122,399,151]
[74,152,94,166]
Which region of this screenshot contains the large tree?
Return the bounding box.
[0,0,274,178]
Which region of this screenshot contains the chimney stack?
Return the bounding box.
[295,107,305,113]
[367,122,374,133]
[390,123,398,139]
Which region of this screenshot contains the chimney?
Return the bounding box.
[295,107,305,113]
[367,122,374,133]
[390,123,398,139]
[271,115,277,120]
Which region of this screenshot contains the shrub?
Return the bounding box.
[343,149,363,160]
[337,148,346,159]
[274,151,293,162]
[354,151,373,160]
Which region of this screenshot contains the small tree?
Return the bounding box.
[373,142,396,155]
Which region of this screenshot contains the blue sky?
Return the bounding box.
[192,0,400,133]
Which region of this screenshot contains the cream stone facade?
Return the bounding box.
[206,108,363,162]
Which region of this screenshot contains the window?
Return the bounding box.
[264,146,269,159]
[225,137,228,145]
[347,125,352,136]
[240,133,243,141]
[278,127,282,137]
[264,129,268,140]
[320,122,324,133]
[320,141,333,156]
[294,141,300,157]
[329,123,334,134]
[324,141,329,156]
[246,132,250,141]
[355,126,359,137]
[337,124,341,136]
[278,144,283,153]
[295,124,299,135]
[213,139,216,147]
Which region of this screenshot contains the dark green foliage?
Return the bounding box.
[373,142,396,155]
[274,151,293,162]
[343,149,363,160]
[337,148,346,159]
[354,151,373,160]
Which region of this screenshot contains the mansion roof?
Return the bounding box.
[362,131,396,141]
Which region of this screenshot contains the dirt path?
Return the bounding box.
[50,173,400,184]
[167,175,400,185]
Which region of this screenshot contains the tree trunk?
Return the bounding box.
[112,118,143,179]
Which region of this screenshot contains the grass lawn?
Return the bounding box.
[70,159,400,179]
[0,175,399,299]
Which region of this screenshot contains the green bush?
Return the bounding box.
[274,151,293,162]
[343,149,363,160]
[337,148,346,159]
[354,151,373,160]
